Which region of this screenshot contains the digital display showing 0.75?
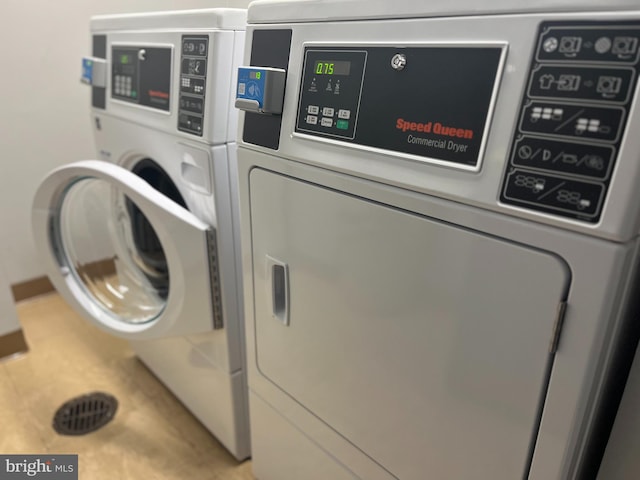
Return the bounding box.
[313,60,351,75]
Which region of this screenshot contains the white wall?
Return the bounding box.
[0,0,251,285]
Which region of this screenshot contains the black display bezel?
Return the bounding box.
[111,45,172,112]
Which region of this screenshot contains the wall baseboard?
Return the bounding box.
[11,276,54,302]
[0,329,28,360]
[11,259,116,303]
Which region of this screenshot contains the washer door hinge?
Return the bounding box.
[549,301,568,354]
[206,228,224,330]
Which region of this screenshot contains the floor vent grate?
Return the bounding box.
[53,392,118,435]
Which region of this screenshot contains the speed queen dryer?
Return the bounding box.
[31,9,250,460]
[235,0,640,478]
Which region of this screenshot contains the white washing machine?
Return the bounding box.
[31,9,250,460]
[235,0,640,478]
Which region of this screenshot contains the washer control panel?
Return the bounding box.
[500,21,640,223]
[111,46,171,111]
[178,36,209,136]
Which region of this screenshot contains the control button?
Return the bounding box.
[512,136,614,180]
[529,66,633,103]
[521,102,624,143]
[502,168,603,218]
[336,119,349,130]
[308,105,319,115]
[321,118,333,127]
[322,107,335,117]
[338,109,351,119]
[306,115,318,125]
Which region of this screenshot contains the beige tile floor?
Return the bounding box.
[0,293,255,480]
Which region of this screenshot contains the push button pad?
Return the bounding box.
[296,49,367,140]
[500,21,640,222]
[178,36,209,136]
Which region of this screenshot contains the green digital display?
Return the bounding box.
[120,54,130,64]
[313,60,351,76]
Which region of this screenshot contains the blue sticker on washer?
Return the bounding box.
[81,58,94,85]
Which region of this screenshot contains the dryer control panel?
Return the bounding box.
[500,21,640,223]
[294,45,505,169]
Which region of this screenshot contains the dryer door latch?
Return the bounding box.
[549,301,568,354]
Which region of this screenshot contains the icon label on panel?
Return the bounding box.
[529,107,563,122]
[504,22,640,222]
[595,37,612,54]
[612,36,639,58]
[539,74,555,89]
[529,65,633,103]
[503,168,604,218]
[557,74,581,91]
[521,102,623,143]
[537,26,640,64]
[596,76,623,96]
[559,36,582,56]
[543,37,559,53]
[512,136,614,179]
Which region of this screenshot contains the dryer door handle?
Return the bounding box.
[266,255,289,326]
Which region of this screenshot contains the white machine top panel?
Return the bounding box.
[91,8,246,32]
[248,0,639,23]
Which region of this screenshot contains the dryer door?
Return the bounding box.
[249,168,570,480]
[32,160,220,340]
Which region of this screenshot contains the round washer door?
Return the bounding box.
[32,160,219,340]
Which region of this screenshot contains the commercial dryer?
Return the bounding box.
[235,0,640,478]
[32,9,250,460]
